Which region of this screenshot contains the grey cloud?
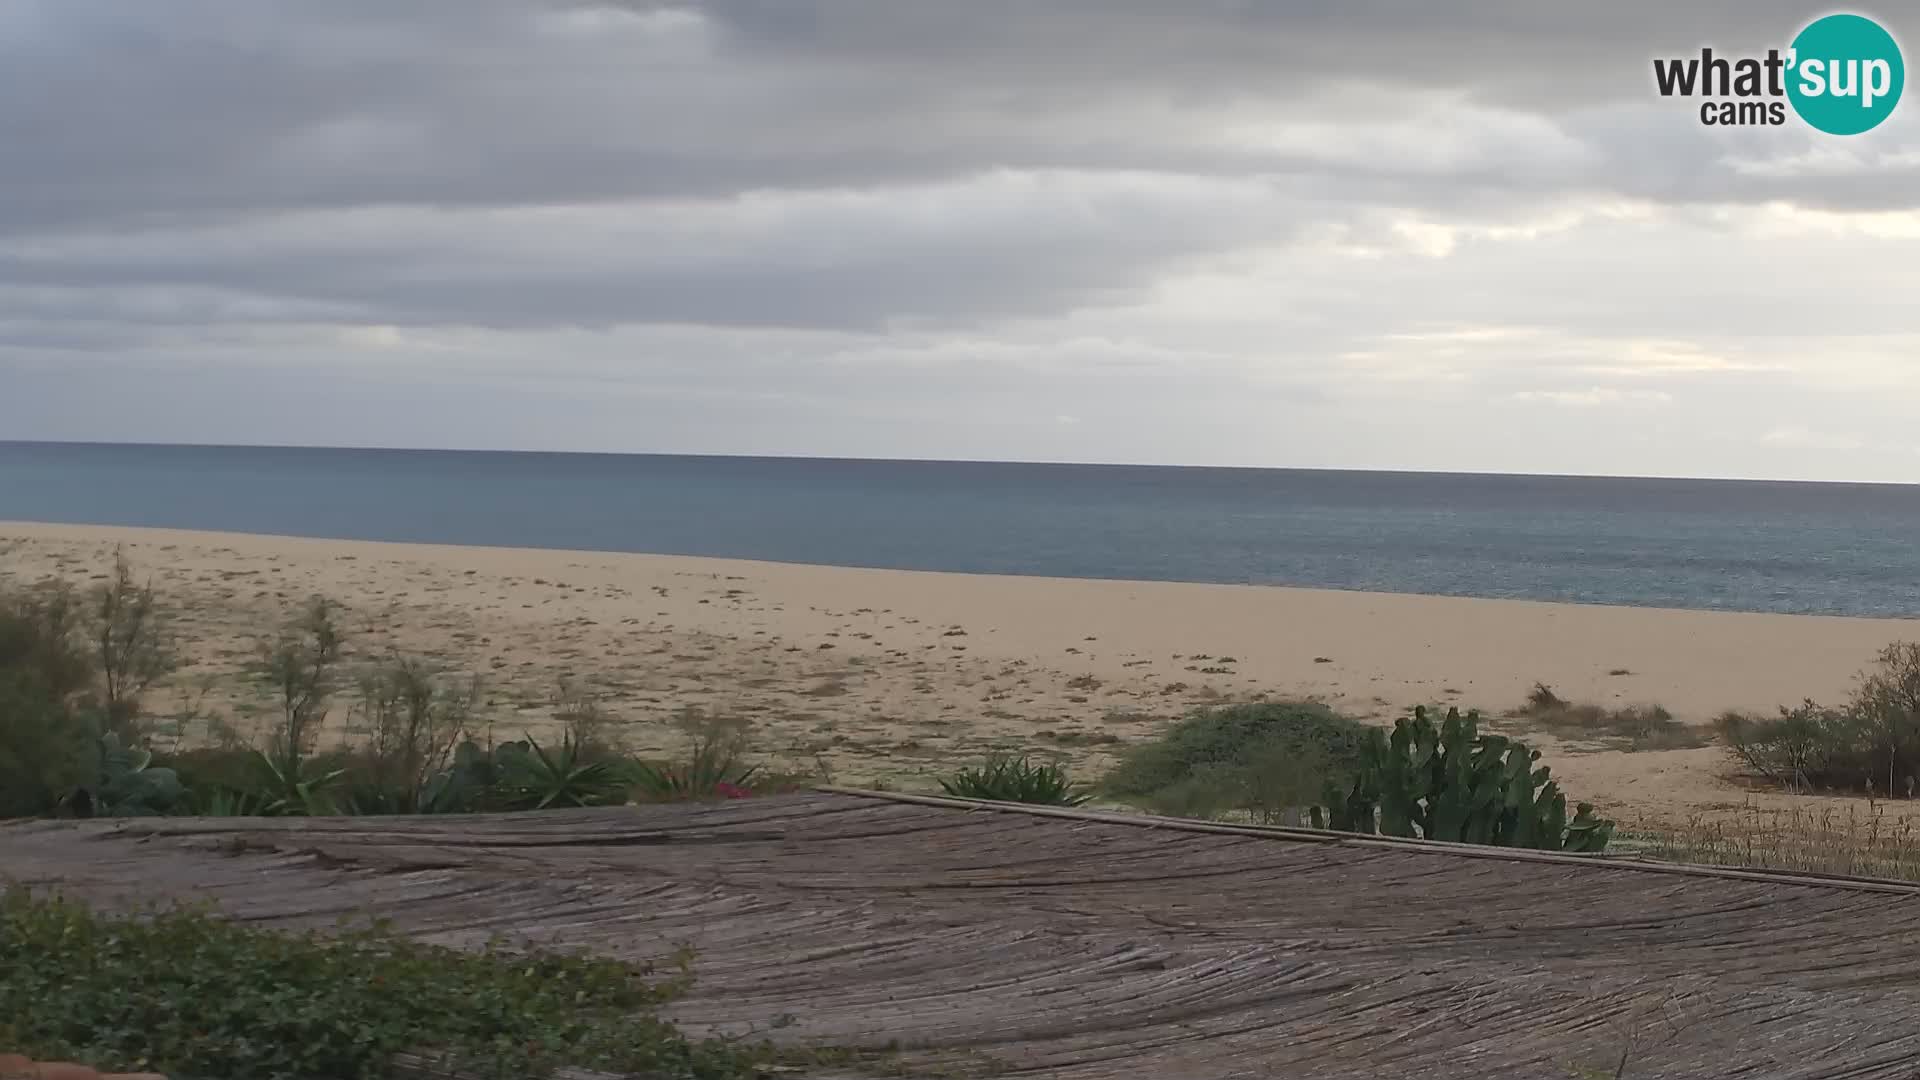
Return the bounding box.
[4,0,1919,481]
[4,0,1912,233]
[1,173,1316,331]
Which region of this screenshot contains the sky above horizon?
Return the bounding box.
[4,2,1919,483]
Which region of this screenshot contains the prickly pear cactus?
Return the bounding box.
[1316,706,1615,853]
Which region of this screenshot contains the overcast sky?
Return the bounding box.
[3,2,1918,481]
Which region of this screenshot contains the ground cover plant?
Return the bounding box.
[0,886,763,1080]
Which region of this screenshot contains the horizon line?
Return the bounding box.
[2,437,1916,490]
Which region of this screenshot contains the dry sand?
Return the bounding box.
[5,520,1918,827]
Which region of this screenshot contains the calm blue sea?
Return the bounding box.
[2,441,1917,618]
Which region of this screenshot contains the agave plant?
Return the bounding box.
[940,754,1091,806]
[496,734,625,810]
[251,748,347,817]
[628,752,761,803]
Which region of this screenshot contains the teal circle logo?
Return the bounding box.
[1787,13,1905,134]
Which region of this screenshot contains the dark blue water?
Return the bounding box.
[2,441,1918,617]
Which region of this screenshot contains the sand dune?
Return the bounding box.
[4,520,1916,825]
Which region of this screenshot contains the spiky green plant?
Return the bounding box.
[627,749,761,802]
[627,717,762,802]
[496,734,625,810]
[1312,706,1614,852]
[250,748,347,816]
[941,754,1091,806]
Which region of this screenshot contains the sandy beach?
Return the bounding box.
[4,520,1917,826]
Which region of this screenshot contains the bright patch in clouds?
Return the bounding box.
[1510,388,1674,407]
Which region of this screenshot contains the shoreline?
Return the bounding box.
[5,520,1918,823]
[4,516,1914,623]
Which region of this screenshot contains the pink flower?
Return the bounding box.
[714,781,752,800]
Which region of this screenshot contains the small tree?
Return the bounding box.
[1715,703,1841,793]
[1852,642,1920,798]
[356,657,475,811]
[89,549,176,736]
[0,583,96,818]
[260,597,344,759]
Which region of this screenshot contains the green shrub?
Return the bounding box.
[1849,641,1920,795]
[0,886,762,1080]
[941,754,1090,806]
[160,746,271,810]
[0,672,92,819]
[1101,702,1373,823]
[1714,702,1851,793]
[1316,706,1614,852]
[0,584,103,818]
[1715,643,1920,796]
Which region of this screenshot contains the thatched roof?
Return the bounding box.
[7,790,1920,1079]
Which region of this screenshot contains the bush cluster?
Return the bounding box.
[0,555,797,821]
[1716,643,1920,795]
[1100,702,1375,823]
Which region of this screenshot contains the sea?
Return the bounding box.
[2,441,1917,618]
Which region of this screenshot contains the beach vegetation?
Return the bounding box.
[1101,701,1373,823]
[0,554,812,819]
[89,548,176,734]
[941,753,1091,805]
[629,713,764,802]
[0,582,97,817]
[60,731,187,817]
[1716,642,1920,796]
[344,655,475,810]
[1513,684,1708,752]
[0,570,188,819]
[1316,705,1614,852]
[0,885,767,1080]
[1622,799,1920,881]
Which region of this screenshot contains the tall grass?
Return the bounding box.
[1623,801,1920,881]
[1513,684,1707,751]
